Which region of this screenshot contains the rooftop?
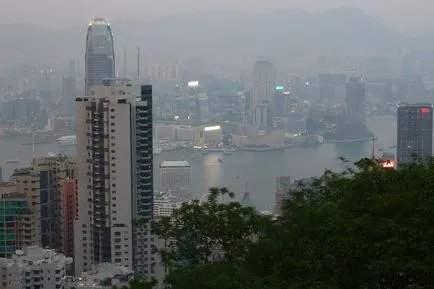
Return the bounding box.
[160,160,191,168]
[398,103,433,107]
[12,167,37,176]
[0,246,72,267]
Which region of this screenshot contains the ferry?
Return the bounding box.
[57,135,76,146]
[201,148,209,155]
[6,158,19,164]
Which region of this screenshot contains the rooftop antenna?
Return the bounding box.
[32,133,35,163]
[136,46,140,83]
[123,44,127,78]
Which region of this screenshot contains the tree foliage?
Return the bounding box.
[150,159,434,289]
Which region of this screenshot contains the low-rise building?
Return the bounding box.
[154,192,184,217]
[0,246,72,289]
[62,263,133,289]
[159,161,192,200]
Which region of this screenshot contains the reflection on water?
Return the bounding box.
[335,142,369,163]
[0,115,397,211]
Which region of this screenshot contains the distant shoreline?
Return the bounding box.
[324,137,377,144]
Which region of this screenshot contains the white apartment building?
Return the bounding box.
[62,263,133,289]
[153,192,184,217]
[0,246,72,289]
[159,161,192,200]
[74,80,153,276]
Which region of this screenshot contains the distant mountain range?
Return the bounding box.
[0,7,431,73]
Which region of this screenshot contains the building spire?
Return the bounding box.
[137,46,140,83]
[123,44,127,78]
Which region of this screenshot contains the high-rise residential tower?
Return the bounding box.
[396,103,433,167]
[74,80,153,275]
[251,61,275,128]
[85,18,115,95]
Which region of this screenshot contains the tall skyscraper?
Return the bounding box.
[85,18,115,95]
[396,103,433,167]
[345,77,366,124]
[251,61,275,128]
[74,80,153,275]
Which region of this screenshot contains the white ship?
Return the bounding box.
[57,135,76,146]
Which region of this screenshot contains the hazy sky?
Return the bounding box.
[1,0,432,34]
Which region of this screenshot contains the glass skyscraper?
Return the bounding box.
[397,103,433,167]
[0,195,29,257]
[85,18,115,95]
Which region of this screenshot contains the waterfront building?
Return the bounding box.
[250,61,275,128]
[396,103,433,167]
[159,161,192,200]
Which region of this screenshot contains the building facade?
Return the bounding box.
[85,18,115,95]
[0,187,31,258]
[62,179,76,260]
[250,61,275,128]
[75,81,153,275]
[345,77,366,124]
[396,103,433,167]
[32,155,76,254]
[10,168,41,249]
[274,176,291,216]
[159,161,192,200]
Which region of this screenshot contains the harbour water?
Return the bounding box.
[0,115,397,211]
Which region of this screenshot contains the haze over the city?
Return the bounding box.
[1,0,433,34]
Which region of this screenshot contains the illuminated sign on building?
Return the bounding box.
[275,86,284,91]
[188,81,199,87]
[421,107,431,113]
[203,125,221,132]
[380,160,395,169]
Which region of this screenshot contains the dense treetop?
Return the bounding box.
[125,158,434,289]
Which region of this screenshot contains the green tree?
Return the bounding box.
[151,159,434,289]
[248,158,434,289]
[115,278,157,289]
[151,187,271,288]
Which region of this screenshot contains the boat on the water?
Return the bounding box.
[57,135,76,146]
[6,158,19,164]
[202,148,209,155]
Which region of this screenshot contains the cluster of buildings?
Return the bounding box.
[0,154,76,289]
[0,18,168,289]
[273,103,434,215]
